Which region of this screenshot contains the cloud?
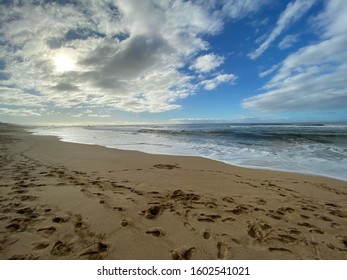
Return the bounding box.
[52,82,80,92]
[259,64,280,78]
[87,114,111,118]
[171,115,287,124]
[220,0,270,19]
[278,34,299,49]
[243,0,347,111]
[0,107,41,117]
[0,0,271,117]
[191,53,224,73]
[201,74,237,90]
[0,87,42,107]
[248,0,315,59]
[171,117,230,123]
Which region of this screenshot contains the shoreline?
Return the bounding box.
[28,126,347,183]
[46,136,347,183]
[1,123,347,259]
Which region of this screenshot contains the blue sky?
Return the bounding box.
[0,0,346,125]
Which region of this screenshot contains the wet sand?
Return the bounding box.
[0,123,347,259]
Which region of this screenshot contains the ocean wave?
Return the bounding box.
[30,123,347,181]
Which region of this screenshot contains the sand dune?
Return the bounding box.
[0,123,346,259]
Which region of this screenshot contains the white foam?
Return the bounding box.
[30,125,347,182]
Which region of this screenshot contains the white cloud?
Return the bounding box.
[0,0,261,116]
[201,74,237,90]
[220,0,270,19]
[191,54,224,73]
[87,114,111,118]
[69,113,83,118]
[278,34,299,49]
[0,107,41,117]
[249,0,315,59]
[243,0,347,111]
[259,64,280,78]
[0,87,43,107]
[171,115,288,124]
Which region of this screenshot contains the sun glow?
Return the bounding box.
[53,53,75,72]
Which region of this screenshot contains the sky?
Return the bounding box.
[0,0,347,125]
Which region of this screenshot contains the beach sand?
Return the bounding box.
[0,123,346,260]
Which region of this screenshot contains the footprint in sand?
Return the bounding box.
[52,216,70,223]
[74,221,84,229]
[247,221,272,242]
[329,210,347,218]
[148,191,160,195]
[32,242,50,251]
[154,164,181,170]
[289,228,301,235]
[16,207,34,215]
[51,241,73,256]
[183,221,196,232]
[219,234,241,245]
[335,235,347,249]
[0,215,8,221]
[16,195,37,202]
[300,214,310,219]
[37,226,56,236]
[148,201,162,206]
[6,223,22,232]
[330,223,340,229]
[276,234,298,244]
[222,197,234,203]
[297,222,315,228]
[202,229,211,239]
[131,190,144,196]
[196,217,212,222]
[266,213,283,220]
[268,247,292,253]
[197,213,221,222]
[79,242,108,259]
[143,205,164,219]
[217,242,229,259]
[171,246,195,260]
[325,202,339,208]
[310,229,324,234]
[226,205,249,215]
[301,206,315,212]
[169,190,200,201]
[222,217,235,222]
[256,198,267,205]
[10,189,28,195]
[314,214,332,222]
[145,227,166,237]
[297,222,324,234]
[9,254,38,260]
[205,202,218,209]
[277,207,295,214]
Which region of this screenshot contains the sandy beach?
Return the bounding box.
[0,122,346,260]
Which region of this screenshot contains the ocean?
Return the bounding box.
[30,123,347,181]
